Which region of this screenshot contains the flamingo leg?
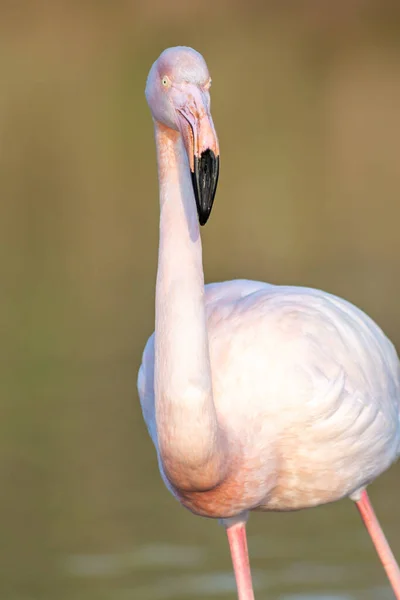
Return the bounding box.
[225,520,255,600]
[355,489,400,599]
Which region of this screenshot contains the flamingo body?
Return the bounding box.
[138,46,400,599]
[139,280,400,517]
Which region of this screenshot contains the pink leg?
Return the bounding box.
[225,520,255,600]
[355,489,400,599]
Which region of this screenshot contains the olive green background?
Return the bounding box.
[1,1,399,598]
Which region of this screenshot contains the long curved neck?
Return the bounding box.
[154,122,226,491]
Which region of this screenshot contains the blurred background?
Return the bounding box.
[1,1,400,598]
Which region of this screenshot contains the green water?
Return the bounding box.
[1,2,399,598]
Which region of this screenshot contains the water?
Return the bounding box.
[57,468,399,599]
[1,2,399,598]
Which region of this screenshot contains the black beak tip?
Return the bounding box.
[191,149,219,226]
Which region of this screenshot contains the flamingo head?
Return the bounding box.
[145,46,220,225]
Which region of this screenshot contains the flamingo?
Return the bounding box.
[138,46,400,600]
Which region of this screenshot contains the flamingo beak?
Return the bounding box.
[176,93,220,225]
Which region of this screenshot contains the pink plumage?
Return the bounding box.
[138,46,400,600]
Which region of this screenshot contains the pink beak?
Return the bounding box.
[175,87,220,225]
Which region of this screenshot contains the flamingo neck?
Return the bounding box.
[153,121,226,491]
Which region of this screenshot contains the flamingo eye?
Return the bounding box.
[162,76,170,87]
